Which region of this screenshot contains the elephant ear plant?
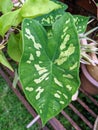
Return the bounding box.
[0,0,90,127]
[19,13,89,125]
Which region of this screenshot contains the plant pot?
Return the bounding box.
[80,64,98,95]
[94,116,98,130]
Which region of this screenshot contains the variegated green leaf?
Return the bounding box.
[73,15,89,33]
[35,8,65,26]
[19,13,80,126]
[35,1,68,26]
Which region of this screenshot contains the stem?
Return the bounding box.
[81,52,96,65]
[87,18,95,25]
[26,115,40,128]
[84,26,98,36]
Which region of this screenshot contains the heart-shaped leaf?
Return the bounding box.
[19,13,80,126]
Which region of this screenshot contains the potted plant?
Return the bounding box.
[80,30,98,95]
[0,0,96,127]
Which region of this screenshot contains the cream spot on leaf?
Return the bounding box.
[29,53,34,61]
[36,51,41,57]
[25,87,33,91]
[36,87,44,100]
[54,77,63,87]
[54,93,60,98]
[63,93,68,99]
[27,23,29,26]
[34,64,48,75]
[25,28,42,50]
[26,60,31,64]
[60,34,70,50]
[34,72,49,84]
[65,18,70,24]
[63,74,73,79]
[57,90,62,94]
[40,109,42,114]
[60,101,64,104]
[54,44,75,65]
[66,85,72,91]
[70,62,78,70]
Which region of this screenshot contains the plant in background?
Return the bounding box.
[80,26,98,65]
[0,0,92,126]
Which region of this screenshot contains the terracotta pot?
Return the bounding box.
[93,116,98,130]
[80,64,98,95]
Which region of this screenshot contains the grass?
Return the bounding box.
[0,75,40,130]
[0,74,98,130]
[56,92,98,130]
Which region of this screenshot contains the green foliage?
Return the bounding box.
[19,13,80,125]
[0,0,62,37]
[0,9,21,37]
[7,33,22,62]
[73,15,89,33]
[20,0,61,18]
[0,0,13,14]
[0,0,90,126]
[0,50,13,71]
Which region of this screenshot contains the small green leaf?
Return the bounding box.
[73,15,89,33]
[7,32,23,62]
[0,9,21,37]
[0,50,13,71]
[20,0,61,18]
[19,13,80,126]
[0,0,13,14]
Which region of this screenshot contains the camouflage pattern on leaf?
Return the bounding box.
[35,1,68,26]
[73,15,89,33]
[19,13,80,126]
